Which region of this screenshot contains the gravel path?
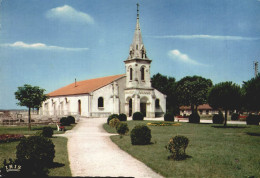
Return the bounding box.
[63,118,163,177]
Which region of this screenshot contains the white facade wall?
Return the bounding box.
[154,89,167,116]
[41,94,90,117]
[91,83,116,117]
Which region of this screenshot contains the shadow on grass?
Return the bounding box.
[187,122,211,125]
[167,154,192,161]
[246,132,260,136]
[212,126,247,129]
[48,162,65,169]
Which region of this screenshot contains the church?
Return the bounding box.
[40,5,167,118]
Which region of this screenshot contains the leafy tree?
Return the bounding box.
[15,84,48,130]
[176,76,213,114]
[151,73,178,115]
[242,74,260,112]
[208,82,242,126]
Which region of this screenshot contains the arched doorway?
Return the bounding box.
[78,100,81,115]
[129,99,132,117]
[140,97,148,117]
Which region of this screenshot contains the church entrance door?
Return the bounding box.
[78,100,81,115]
[140,103,146,117]
[129,99,132,117]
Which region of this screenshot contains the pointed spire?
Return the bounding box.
[127,3,149,60]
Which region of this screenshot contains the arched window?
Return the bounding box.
[98,97,104,108]
[141,67,145,81]
[130,68,133,81]
[155,99,160,108]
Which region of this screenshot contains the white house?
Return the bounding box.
[40,5,167,118]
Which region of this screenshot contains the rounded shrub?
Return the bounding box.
[67,116,75,124]
[189,112,200,123]
[16,136,55,167]
[212,111,224,124]
[166,135,189,160]
[60,117,70,126]
[246,114,260,125]
[231,113,239,121]
[133,112,144,121]
[107,114,119,124]
[109,118,120,128]
[41,126,53,138]
[130,125,151,145]
[119,113,127,121]
[164,113,174,122]
[116,123,129,135]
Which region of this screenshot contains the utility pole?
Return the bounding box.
[254,61,258,77]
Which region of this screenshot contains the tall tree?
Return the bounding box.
[15,84,48,130]
[242,74,260,113]
[208,82,242,126]
[151,73,178,115]
[176,76,213,114]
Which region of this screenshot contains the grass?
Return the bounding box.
[0,124,75,135]
[103,120,260,178]
[0,124,74,177]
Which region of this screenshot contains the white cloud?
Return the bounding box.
[46,5,94,24]
[168,49,207,66]
[1,41,89,51]
[152,35,260,41]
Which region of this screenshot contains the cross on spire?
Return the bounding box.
[137,3,139,18]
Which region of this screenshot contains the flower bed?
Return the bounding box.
[147,122,181,126]
[0,134,25,143]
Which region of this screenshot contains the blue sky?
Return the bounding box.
[0,0,260,109]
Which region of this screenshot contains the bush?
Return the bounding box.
[16,136,55,176]
[42,126,54,138]
[231,113,239,121]
[189,112,200,123]
[164,113,174,122]
[246,114,260,125]
[212,111,224,124]
[67,116,75,124]
[60,117,70,126]
[118,113,127,121]
[116,123,129,135]
[166,135,189,160]
[109,118,120,128]
[133,112,144,121]
[130,125,151,145]
[107,114,119,124]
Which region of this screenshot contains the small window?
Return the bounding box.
[141,67,145,81]
[98,97,104,108]
[130,68,133,80]
[155,99,160,108]
[206,110,209,115]
[136,45,138,50]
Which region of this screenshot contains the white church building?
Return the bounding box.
[40,5,166,118]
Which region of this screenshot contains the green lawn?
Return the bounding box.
[0,124,75,135]
[103,121,260,178]
[0,124,74,177]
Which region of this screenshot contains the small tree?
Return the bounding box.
[15,84,48,130]
[242,74,260,113]
[208,82,242,126]
[176,76,213,115]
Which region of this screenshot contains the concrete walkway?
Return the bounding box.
[63,118,163,177]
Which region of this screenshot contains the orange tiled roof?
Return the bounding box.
[180,104,212,110]
[48,74,125,97]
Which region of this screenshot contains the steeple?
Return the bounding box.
[127,3,149,60]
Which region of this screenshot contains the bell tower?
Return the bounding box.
[124,4,156,118]
[124,3,152,89]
